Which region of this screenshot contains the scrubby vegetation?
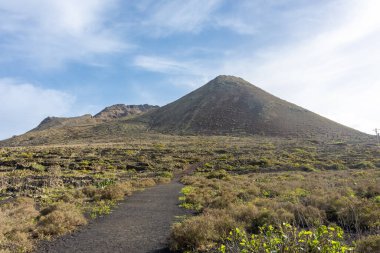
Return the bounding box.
[0,142,179,252]
[0,135,378,252]
[220,224,352,253]
[172,170,379,252]
[168,136,380,252]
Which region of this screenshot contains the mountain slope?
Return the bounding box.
[34,115,95,131]
[142,75,364,138]
[0,104,157,146]
[0,76,368,146]
[94,104,158,120]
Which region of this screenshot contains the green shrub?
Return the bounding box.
[90,200,114,218]
[353,161,375,169]
[30,162,45,172]
[96,178,115,189]
[327,162,346,170]
[204,163,213,169]
[220,224,353,253]
[206,169,230,180]
[157,171,173,178]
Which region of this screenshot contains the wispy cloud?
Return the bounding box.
[138,0,222,35]
[135,0,380,134]
[133,56,188,74]
[0,0,127,67]
[213,0,328,36]
[0,78,75,139]
[216,0,380,134]
[133,55,219,88]
[214,17,257,35]
[0,0,378,136]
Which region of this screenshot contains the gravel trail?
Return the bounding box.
[37,180,188,253]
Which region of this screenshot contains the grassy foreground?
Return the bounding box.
[0,135,379,252]
[168,137,379,252]
[0,141,180,252]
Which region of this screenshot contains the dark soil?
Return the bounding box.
[141,75,366,138]
[36,181,190,253]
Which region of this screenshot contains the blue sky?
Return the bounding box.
[0,0,379,139]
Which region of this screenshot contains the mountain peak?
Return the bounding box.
[0,76,366,146]
[144,75,363,138]
[209,75,249,85]
[94,104,159,119]
[204,75,261,93]
[213,75,245,81]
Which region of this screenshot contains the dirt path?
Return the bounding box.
[36,180,190,253]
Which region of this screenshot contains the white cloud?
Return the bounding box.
[133,56,188,74]
[0,78,75,140]
[141,0,222,35]
[214,17,257,35]
[1,0,378,137]
[133,55,219,88]
[139,0,379,134]
[216,0,380,134]
[0,0,126,67]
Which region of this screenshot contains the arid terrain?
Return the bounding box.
[0,76,379,253]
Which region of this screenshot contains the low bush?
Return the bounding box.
[131,178,156,188]
[89,200,114,219]
[101,184,125,201]
[0,197,39,252]
[83,181,133,201]
[327,162,346,170]
[170,209,236,252]
[355,234,380,253]
[206,169,230,180]
[173,170,380,252]
[220,224,353,253]
[353,161,375,169]
[154,176,171,184]
[157,171,173,178]
[36,202,87,238]
[82,185,98,198]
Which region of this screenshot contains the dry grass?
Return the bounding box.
[36,203,87,238]
[172,169,380,251]
[0,178,157,252]
[0,198,39,252]
[101,184,126,201]
[131,178,156,188]
[154,176,171,184]
[171,210,236,252]
[0,135,378,252]
[355,234,380,253]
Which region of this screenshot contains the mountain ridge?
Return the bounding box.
[32,104,159,132]
[94,104,159,120]
[0,75,369,146]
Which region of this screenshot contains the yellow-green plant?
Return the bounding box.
[220,224,353,253]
